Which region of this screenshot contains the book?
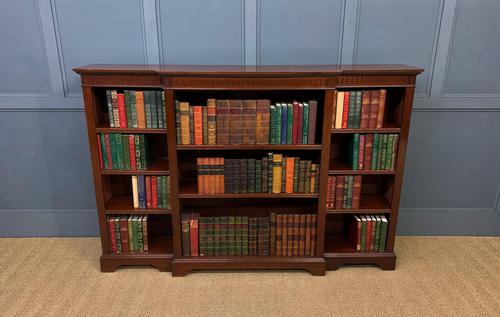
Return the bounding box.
[243,100,257,144]
[257,217,270,256]
[179,102,190,145]
[307,100,317,144]
[193,106,203,145]
[256,100,271,144]
[280,103,288,144]
[174,100,181,143]
[207,99,217,145]
[335,92,344,129]
[189,213,200,256]
[377,89,387,128]
[229,100,243,145]
[360,90,371,129]
[368,90,379,128]
[272,154,283,193]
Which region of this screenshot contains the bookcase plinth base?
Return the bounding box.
[100,254,174,272]
[324,252,396,271]
[171,257,326,277]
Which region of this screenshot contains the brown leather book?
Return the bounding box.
[219,158,225,193]
[197,157,203,194]
[282,214,288,256]
[207,99,217,144]
[270,213,276,255]
[256,99,271,144]
[364,134,374,170]
[229,100,243,145]
[208,157,215,194]
[276,214,283,256]
[216,100,230,145]
[292,214,300,256]
[298,214,306,256]
[202,158,210,194]
[189,213,200,256]
[285,157,295,193]
[360,91,371,129]
[193,106,203,145]
[287,214,294,256]
[307,100,318,144]
[368,90,379,128]
[213,157,220,194]
[352,175,362,209]
[135,91,146,128]
[377,89,387,128]
[335,176,345,209]
[310,215,317,256]
[304,214,312,256]
[179,102,190,144]
[242,100,257,144]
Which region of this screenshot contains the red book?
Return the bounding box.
[364,134,374,170]
[107,218,117,253]
[104,134,112,169]
[119,217,130,253]
[368,90,379,128]
[117,93,127,128]
[366,217,372,252]
[360,91,371,129]
[96,135,103,169]
[352,176,362,209]
[297,103,304,144]
[377,89,387,128]
[151,176,158,208]
[330,176,336,208]
[335,176,345,209]
[358,134,365,170]
[326,176,332,208]
[128,135,136,171]
[190,213,200,256]
[145,176,152,208]
[292,102,299,144]
[193,106,203,145]
[341,92,350,128]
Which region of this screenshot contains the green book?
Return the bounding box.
[214,217,221,256]
[380,134,388,170]
[360,216,367,252]
[275,104,282,144]
[239,159,247,194]
[255,159,262,193]
[302,102,309,144]
[144,91,152,128]
[386,134,395,170]
[137,216,143,252]
[220,216,228,255]
[374,216,381,251]
[293,157,299,192]
[287,103,294,144]
[352,134,360,170]
[379,216,389,252]
[234,216,242,255]
[304,160,311,193]
[121,134,130,170]
[132,216,139,252]
[267,152,273,193]
[151,92,158,129]
[347,175,354,209]
[166,176,171,209]
[298,160,306,193]
[134,135,142,170]
[353,91,362,128]
[281,158,287,193]
[156,176,163,209]
[247,158,256,193]
[106,90,115,127]
[161,176,168,209]
[115,134,124,170]
[130,90,138,128]
[175,100,181,144]
[370,215,377,251]
[139,135,147,169]
[206,217,214,256]
[124,90,132,128]
[228,216,236,255]
[100,134,108,169]
[372,133,379,170]
[269,105,277,144]
[110,134,118,170]
[262,157,268,193]
[241,217,249,255]
[155,91,163,129]
[189,106,194,144]
[198,217,207,256]
[114,218,122,253]
[202,106,208,144]
[161,92,166,128]
[347,90,356,128]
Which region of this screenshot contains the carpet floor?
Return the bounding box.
[0,237,498,317]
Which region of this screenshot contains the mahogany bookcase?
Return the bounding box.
[74,64,423,276]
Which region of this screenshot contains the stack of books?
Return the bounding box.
[105,90,166,128]
[326,175,362,209]
[196,154,319,194]
[181,213,316,257]
[349,215,389,252]
[97,133,149,170]
[106,215,149,253]
[175,99,318,145]
[332,89,386,129]
[131,175,171,209]
[349,133,399,170]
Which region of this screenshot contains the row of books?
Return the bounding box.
[182,213,317,257]
[332,90,387,129]
[97,133,149,170]
[131,176,171,209]
[175,99,318,145]
[326,175,362,209]
[349,215,389,252]
[349,133,399,170]
[196,154,319,194]
[105,90,166,129]
[107,215,149,254]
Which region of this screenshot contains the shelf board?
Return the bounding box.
[103,235,174,256]
[105,196,172,215]
[325,195,391,214]
[96,126,167,134]
[329,162,396,175]
[177,144,322,150]
[179,182,318,199]
[100,158,169,175]
[331,125,400,134]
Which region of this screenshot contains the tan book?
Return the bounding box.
[242,100,257,144]
[136,91,146,128]
[335,91,344,129]
[256,99,271,144]
[272,154,283,193]
[131,176,139,208]
[142,215,149,252]
[207,99,217,144]
[179,102,190,144]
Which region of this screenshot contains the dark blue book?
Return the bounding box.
[137,175,146,208]
[281,103,287,144]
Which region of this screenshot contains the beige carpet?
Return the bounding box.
[0,237,499,317]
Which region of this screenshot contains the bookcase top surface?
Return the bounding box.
[73,64,424,76]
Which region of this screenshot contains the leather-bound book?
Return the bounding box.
[151,176,158,208]
[247,158,256,193]
[364,134,374,170]
[219,157,225,193]
[335,176,345,209]
[255,159,262,193]
[280,103,288,144]
[181,213,190,256]
[198,217,207,256]
[229,100,243,145]
[307,100,317,144]
[267,153,273,193]
[304,161,312,194]
[281,158,287,193]
[197,158,203,194]
[272,154,283,193]
[358,134,365,170]
[234,217,242,255]
[257,217,270,256]
[391,134,399,170]
[188,105,194,144]
[239,159,248,193]
[341,91,350,128]
[179,102,190,144]
[256,100,270,144]
[298,214,306,256]
[216,100,230,145]
[107,218,117,253]
[354,91,362,128]
[135,91,145,129]
[293,158,299,192]
[360,91,371,129]
[297,103,304,144]
[243,100,257,144]
[302,102,309,144]
[292,214,300,256]
[241,217,249,255]
[189,213,200,256]
[285,157,295,193]
[281,214,288,256]
[292,102,299,144]
[276,214,283,256]
[368,90,379,128]
[117,93,127,128]
[298,160,306,193]
[224,158,233,193]
[377,89,387,128]
[228,217,236,255]
[213,217,221,256]
[174,100,181,143]
[310,215,317,256]
[207,99,217,144]
[219,216,228,255]
[261,157,268,193]
[202,106,208,145]
[287,214,294,256]
[352,176,362,209]
[270,213,276,255]
[304,214,312,256]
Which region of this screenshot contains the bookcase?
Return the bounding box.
[74,64,423,276]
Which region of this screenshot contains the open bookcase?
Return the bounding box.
[74,64,423,276]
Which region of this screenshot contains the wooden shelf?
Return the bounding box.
[96,126,167,134]
[105,196,172,214]
[325,195,391,214]
[100,158,169,175]
[177,144,322,150]
[179,181,318,199]
[329,162,396,175]
[331,124,401,134]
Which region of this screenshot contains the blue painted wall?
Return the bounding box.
[0,0,499,236]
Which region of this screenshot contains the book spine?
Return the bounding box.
[220,216,228,255]
[257,217,270,256]
[298,160,305,193]
[137,216,144,252]
[377,89,387,128]
[117,94,127,128]
[207,99,217,145]
[310,215,316,256]
[280,103,287,144]
[115,134,124,170]
[150,92,158,129]
[354,91,362,128]
[391,134,399,170]
[193,106,203,145]
[241,217,248,255]
[105,90,115,127]
[292,102,299,144]
[352,134,360,170]
[131,176,139,209]
[360,90,371,129]
[181,214,190,256]
[152,176,158,209]
[136,91,145,129]
[121,135,131,170]
[334,92,343,129]
[307,100,317,144]
[96,135,104,169]
[179,102,190,144]
[262,157,268,193]
[285,157,295,193]
[202,105,208,145]
[216,100,230,145]
[255,159,262,193]
[352,176,362,209]
[364,134,373,170]
[190,213,199,256]
[256,100,270,144]
[276,214,282,256]
[347,91,355,128]
[130,91,138,128]
[243,100,257,144]
[297,103,303,144]
[270,213,276,255]
[269,105,277,144]
[119,217,129,253]
[229,100,243,145]
[107,218,117,253]
[239,159,248,194]
[281,158,286,193]
[188,106,194,144]
[275,104,282,145]
[247,158,256,193]
[272,154,283,193]
[358,134,365,170]
[342,91,350,128]
[369,90,379,128]
[379,216,389,252]
[299,214,306,256]
[305,214,312,256]
[267,153,273,193]
[124,91,132,128]
[335,176,344,209]
[304,161,312,193]
[292,215,299,256]
[174,100,181,143]
[286,215,293,256]
[144,91,152,128]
